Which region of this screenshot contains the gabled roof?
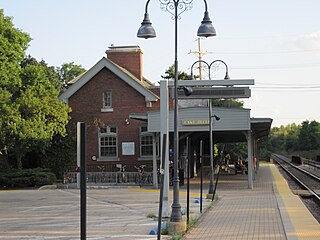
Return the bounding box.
[59,57,159,103]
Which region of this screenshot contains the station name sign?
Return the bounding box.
[182,119,209,126]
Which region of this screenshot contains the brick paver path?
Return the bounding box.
[183,165,287,240]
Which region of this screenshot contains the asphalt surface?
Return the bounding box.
[0,185,211,240]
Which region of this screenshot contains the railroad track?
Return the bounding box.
[303,158,320,172]
[271,153,320,204]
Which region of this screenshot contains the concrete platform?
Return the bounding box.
[182,163,320,240]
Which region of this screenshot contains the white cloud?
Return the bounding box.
[295,31,320,50]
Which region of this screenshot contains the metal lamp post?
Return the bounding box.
[137,0,216,226]
[191,59,229,198]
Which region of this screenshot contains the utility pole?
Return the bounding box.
[189,38,212,80]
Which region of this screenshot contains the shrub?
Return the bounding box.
[0,168,56,188]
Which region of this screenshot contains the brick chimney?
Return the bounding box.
[106,45,143,81]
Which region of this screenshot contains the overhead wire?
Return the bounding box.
[190,35,320,70]
[184,36,320,92]
[212,49,320,55]
[232,62,320,70]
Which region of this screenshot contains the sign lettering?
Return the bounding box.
[182,119,209,126]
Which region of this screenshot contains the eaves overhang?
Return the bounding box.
[59,57,159,104]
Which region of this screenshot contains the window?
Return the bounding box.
[99,126,117,159]
[102,91,113,112]
[140,125,155,157]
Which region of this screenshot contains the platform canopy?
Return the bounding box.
[130,107,272,143]
[251,118,273,139]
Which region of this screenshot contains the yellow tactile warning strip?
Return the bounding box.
[270,164,320,240]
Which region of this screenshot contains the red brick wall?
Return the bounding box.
[107,50,143,81]
[68,68,160,167]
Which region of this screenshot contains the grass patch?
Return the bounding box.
[187,217,197,230]
[161,221,168,235]
[146,212,157,219]
[170,232,184,240]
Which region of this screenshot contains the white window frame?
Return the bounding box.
[101,91,113,112]
[98,126,118,160]
[139,125,158,159]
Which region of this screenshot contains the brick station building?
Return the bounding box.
[59,45,272,187]
[59,45,168,171]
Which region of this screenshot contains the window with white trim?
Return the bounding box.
[103,91,112,109]
[140,125,157,157]
[99,126,117,159]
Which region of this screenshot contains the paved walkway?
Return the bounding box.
[0,163,319,239]
[182,163,320,240]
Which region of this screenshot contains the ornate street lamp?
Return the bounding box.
[190,59,229,198]
[137,0,216,229]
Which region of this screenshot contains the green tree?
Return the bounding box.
[299,120,320,151]
[268,126,287,152]
[0,9,31,93]
[21,56,62,91]
[0,88,20,159]
[225,142,248,161]
[57,62,86,86]
[161,65,193,80]
[14,57,71,168]
[41,134,76,179]
[0,10,71,168]
[284,123,299,152]
[0,9,31,160]
[267,121,320,154]
[212,99,244,108]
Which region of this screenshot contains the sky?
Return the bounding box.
[1,0,320,127]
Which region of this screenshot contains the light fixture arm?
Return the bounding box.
[190,59,230,80]
[178,86,193,96]
[209,59,230,80]
[144,0,151,14]
[190,60,210,79]
[212,114,220,121]
[203,0,208,12]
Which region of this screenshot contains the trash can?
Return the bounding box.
[179,169,184,186]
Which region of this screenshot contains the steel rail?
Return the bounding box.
[303,159,320,171]
[273,153,320,181]
[272,153,320,203]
